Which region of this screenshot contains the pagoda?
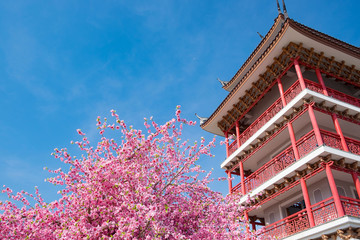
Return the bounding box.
[199,2,360,239]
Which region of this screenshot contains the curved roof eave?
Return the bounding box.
[200,18,360,137]
[200,18,290,136]
[223,14,285,92]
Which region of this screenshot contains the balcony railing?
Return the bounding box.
[311,197,337,225]
[232,129,360,194]
[258,196,360,239]
[228,140,237,156]
[241,145,296,194]
[347,137,360,155]
[284,80,302,105]
[259,208,309,239]
[228,98,284,157]
[226,78,360,157]
[305,79,360,108]
[341,196,360,218]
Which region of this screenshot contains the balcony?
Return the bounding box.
[232,129,360,194]
[227,78,360,157]
[257,196,360,239]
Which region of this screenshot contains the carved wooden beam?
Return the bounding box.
[251,82,262,93]
[338,61,345,76]
[238,97,248,108]
[273,57,286,69]
[347,65,355,80]
[227,111,237,121]
[245,90,256,101]
[221,116,231,127]
[316,52,325,68]
[266,66,278,78]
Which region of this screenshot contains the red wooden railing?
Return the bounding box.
[346,137,360,155]
[229,80,303,157]
[258,209,309,239]
[240,98,283,146]
[234,130,316,194]
[284,80,302,104]
[232,130,360,194]
[305,79,360,108]
[257,196,360,239]
[228,140,237,156]
[226,78,360,157]
[341,196,360,218]
[321,129,343,149]
[311,197,337,225]
[322,129,360,155]
[296,131,318,158]
[241,145,296,193]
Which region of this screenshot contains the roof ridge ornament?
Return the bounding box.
[257,32,264,39]
[195,113,208,125]
[282,0,289,19]
[217,78,229,88]
[276,0,281,15]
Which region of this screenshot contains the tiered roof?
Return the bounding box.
[201,14,360,136]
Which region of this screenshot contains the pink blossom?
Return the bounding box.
[0,107,256,239]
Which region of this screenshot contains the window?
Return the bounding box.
[285,199,306,216]
[269,213,275,224]
[314,189,323,203]
[337,186,346,197]
[352,188,359,199]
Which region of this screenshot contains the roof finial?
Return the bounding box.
[282,0,289,19]
[195,113,208,125]
[276,0,281,15]
[257,32,264,39]
[217,78,229,87]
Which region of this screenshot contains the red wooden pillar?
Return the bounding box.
[278,76,300,160]
[300,178,315,227]
[351,172,360,199]
[316,68,350,152]
[331,114,350,152]
[325,164,345,217]
[251,221,256,231]
[308,105,324,146]
[239,161,246,195]
[288,122,300,160]
[227,170,232,194]
[244,210,250,236]
[225,132,230,157]
[236,121,241,148]
[294,59,306,90]
[315,69,329,96]
[277,78,287,106]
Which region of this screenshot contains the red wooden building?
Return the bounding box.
[200,10,360,240]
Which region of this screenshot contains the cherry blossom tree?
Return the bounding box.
[0,107,253,239]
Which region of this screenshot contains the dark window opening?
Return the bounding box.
[286,199,306,216]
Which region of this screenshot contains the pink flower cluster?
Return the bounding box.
[0,107,255,239]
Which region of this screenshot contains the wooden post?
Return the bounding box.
[294,59,306,90]
[227,170,232,194]
[236,121,241,148]
[351,172,360,199]
[300,178,315,227]
[244,211,250,237]
[225,132,230,157]
[239,161,246,195]
[315,69,329,96]
[308,105,324,146]
[288,122,300,160]
[325,164,345,217]
[277,78,287,106]
[331,114,350,152]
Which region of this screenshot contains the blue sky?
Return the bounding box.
[0,1,359,202]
